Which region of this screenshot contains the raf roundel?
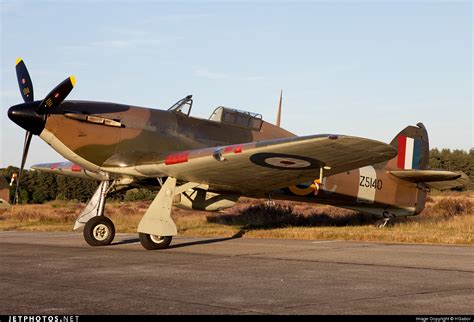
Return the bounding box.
[249,153,323,170]
[264,157,311,168]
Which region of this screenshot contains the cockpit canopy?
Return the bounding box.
[209,106,263,131]
[168,95,193,116]
[168,95,263,131]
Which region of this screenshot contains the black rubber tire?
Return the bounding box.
[83,216,115,246]
[139,233,172,250]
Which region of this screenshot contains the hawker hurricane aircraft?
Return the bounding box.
[7,58,468,250]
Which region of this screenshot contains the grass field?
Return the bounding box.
[0,192,472,245]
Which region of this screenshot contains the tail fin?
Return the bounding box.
[388,123,429,170]
[384,123,468,216]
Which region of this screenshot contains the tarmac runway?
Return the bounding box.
[0,231,473,315]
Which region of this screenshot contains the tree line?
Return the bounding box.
[1,148,472,204]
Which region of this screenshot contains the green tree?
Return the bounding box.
[429,148,473,190]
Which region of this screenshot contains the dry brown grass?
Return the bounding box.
[0,192,472,245]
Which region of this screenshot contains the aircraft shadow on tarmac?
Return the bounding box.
[112,238,141,246]
[111,204,382,247]
[112,230,246,247]
[206,203,382,229]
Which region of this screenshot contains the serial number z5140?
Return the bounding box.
[359,176,382,190]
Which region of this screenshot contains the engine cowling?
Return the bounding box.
[174,188,239,211]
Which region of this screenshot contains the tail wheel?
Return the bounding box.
[374,218,394,228]
[83,216,115,246]
[139,233,172,250]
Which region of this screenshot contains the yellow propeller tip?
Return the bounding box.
[70,76,76,87]
[15,57,23,65]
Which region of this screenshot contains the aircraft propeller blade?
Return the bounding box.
[37,76,76,114]
[10,57,76,204]
[13,131,33,204]
[15,58,34,103]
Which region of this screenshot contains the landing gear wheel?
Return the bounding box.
[139,233,172,250]
[374,218,394,228]
[83,216,115,246]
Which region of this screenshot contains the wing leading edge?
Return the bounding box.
[32,162,108,181]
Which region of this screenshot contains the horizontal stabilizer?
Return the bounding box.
[390,169,469,190]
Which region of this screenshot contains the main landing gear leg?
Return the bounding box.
[75,180,116,246]
[138,177,199,250]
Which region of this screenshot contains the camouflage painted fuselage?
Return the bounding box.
[43,101,295,169]
[272,165,426,217]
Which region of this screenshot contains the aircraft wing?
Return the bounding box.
[133,134,397,195]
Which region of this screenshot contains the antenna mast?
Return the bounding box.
[276,90,282,127]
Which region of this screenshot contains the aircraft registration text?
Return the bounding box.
[359,176,382,190]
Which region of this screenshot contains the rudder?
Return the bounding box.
[389,123,429,171]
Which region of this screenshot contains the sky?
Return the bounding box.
[0,0,472,169]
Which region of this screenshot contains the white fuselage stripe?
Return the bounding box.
[356,166,376,204]
[404,137,414,170]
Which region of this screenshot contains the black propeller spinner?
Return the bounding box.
[8,58,76,203]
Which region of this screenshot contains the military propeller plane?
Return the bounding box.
[7,58,468,250]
